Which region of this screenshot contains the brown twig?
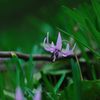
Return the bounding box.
[0,51,93,62]
[0,51,95,73]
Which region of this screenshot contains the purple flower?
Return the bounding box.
[43,32,75,61]
[15,86,24,100]
[33,86,42,100]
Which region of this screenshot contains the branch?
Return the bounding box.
[0,51,93,62]
[0,51,94,72]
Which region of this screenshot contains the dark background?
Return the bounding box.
[0,0,89,52]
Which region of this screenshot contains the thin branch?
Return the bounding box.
[0,51,93,61]
[0,51,94,72]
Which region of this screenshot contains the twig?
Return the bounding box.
[0,51,95,72]
[0,51,93,62]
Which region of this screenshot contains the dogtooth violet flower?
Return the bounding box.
[33,86,42,100]
[43,32,76,61]
[15,86,24,100]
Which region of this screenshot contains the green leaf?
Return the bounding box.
[54,73,66,93]
[42,72,57,100]
[60,80,100,100]
[70,59,82,100]
[47,70,70,75]
[11,52,24,87]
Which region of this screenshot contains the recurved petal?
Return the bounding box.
[51,42,55,48]
[72,43,76,51]
[62,50,73,57]
[43,37,47,44]
[56,32,62,50]
[44,44,55,53]
[61,43,76,57]
[43,32,50,44]
[43,37,55,53]
[66,44,70,51]
[46,32,49,44]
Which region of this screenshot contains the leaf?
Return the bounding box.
[54,73,66,93]
[60,80,100,100]
[70,59,82,100]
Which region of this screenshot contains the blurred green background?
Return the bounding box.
[0,0,88,53]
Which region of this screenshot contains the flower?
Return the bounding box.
[43,32,75,61]
[15,86,24,100]
[33,86,42,100]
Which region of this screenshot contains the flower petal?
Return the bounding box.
[62,50,73,57]
[46,32,49,44]
[58,52,63,57]
[43,37,47,44]
[62,43,70,53]
[65,43,70,51]
[33,86,42,100]
[72,43,76,51]
[43,32,49,44]
[56,32,62,50]
[61,43,74,57]
[51,41,55,48]
[15,87,24,100]
[43,32,56,53]
[44,44,55,53]
[43,33,56,53]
